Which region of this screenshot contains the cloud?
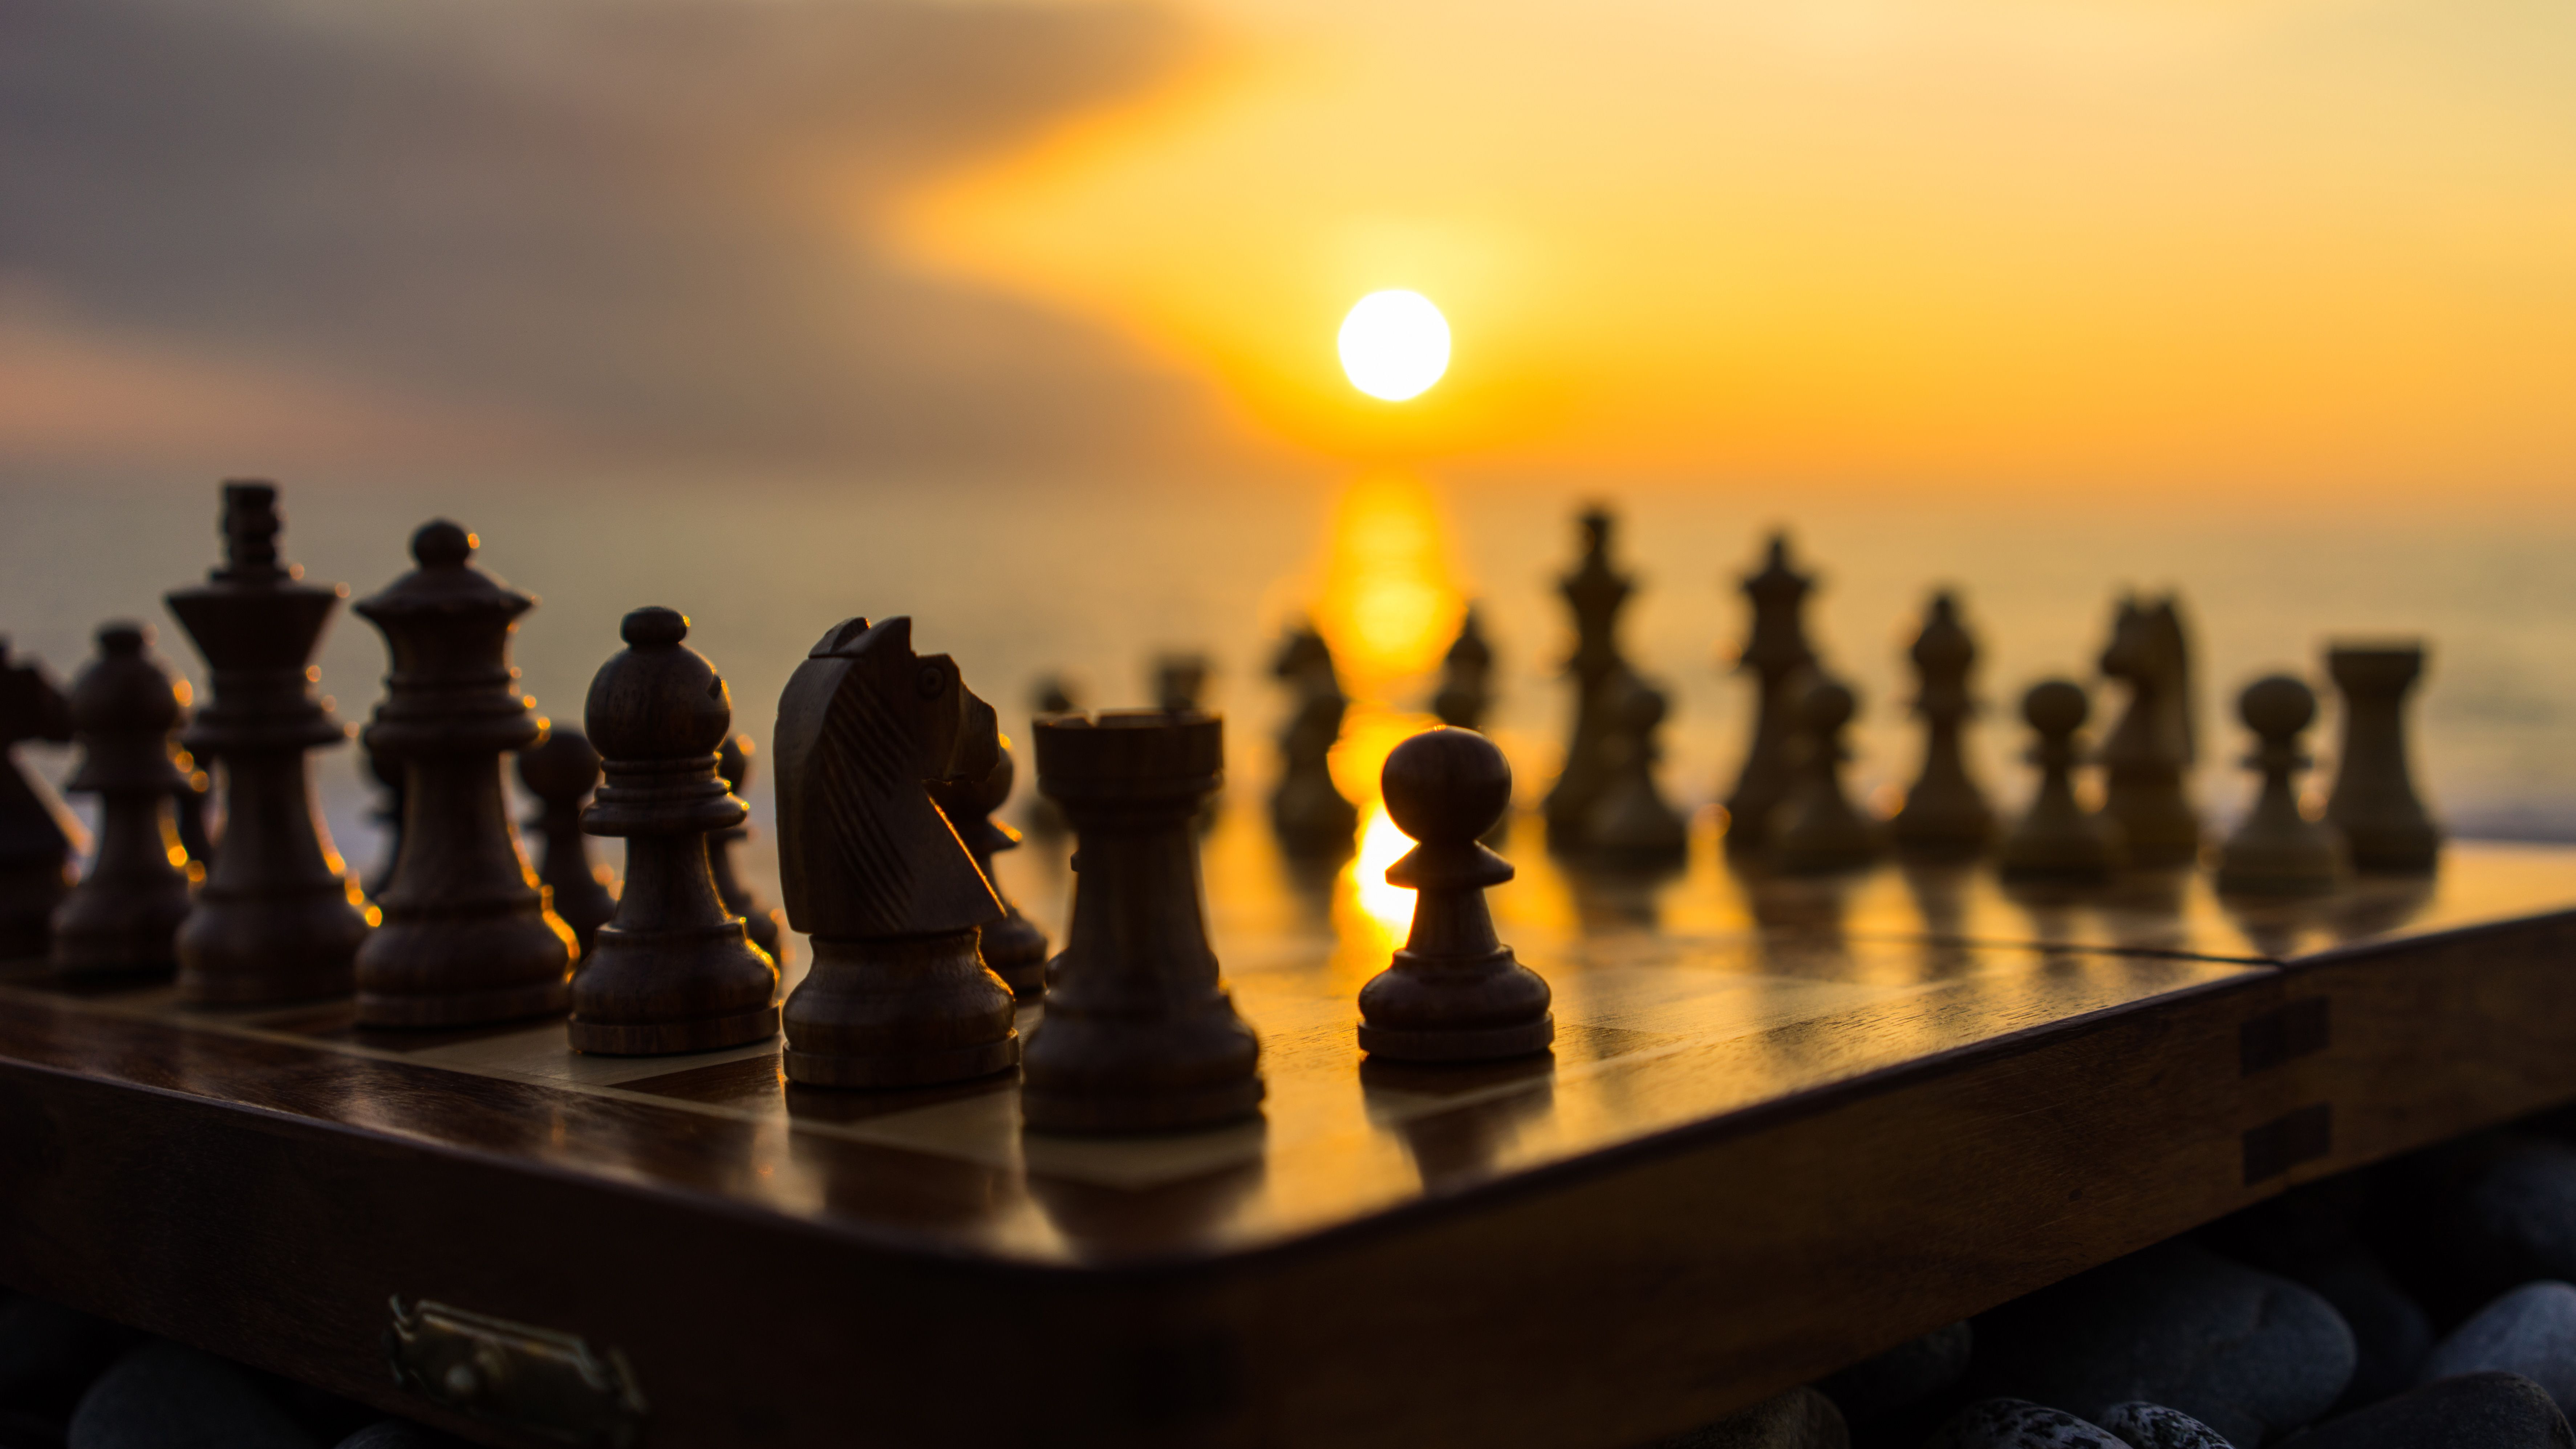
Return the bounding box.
[0,0,1242,470]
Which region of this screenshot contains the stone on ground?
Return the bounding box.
[1652,1387,1848,1449]
[1927,1398,2130,1448]
[2289,1372,2573,1449]
[2096,1402,2233,1448]
[67,1342,318,1449]
[2422,1282,2576,1411]
[1818,1321,1972,1423]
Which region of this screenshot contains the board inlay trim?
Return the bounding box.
[2242,1102,2333,1184]
[2239,997,2330,1074]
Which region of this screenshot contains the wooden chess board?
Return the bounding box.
[4,822,2575,1449]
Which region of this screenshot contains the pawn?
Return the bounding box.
[2324,643,2442,873]
[1891,591,1994,859]
[0,640,78,960]
[359,739,404,900]
[2216,675,2345,896]
[517,727,618,957]
[710,735,786,969]
[1768,676,1886,875]
[51,624,194,979]
[1998,680,2123,884]
[1431,607,1495,730]
[569,608,779,1054]
[1357,728,1553,1062]
[926,744,1048,997]
[1583,669,1687,863]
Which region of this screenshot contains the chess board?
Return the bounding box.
[4,821,2575,1449]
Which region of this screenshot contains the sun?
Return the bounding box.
[1338,291,1451,402]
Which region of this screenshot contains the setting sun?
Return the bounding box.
[1338,291,1451,403]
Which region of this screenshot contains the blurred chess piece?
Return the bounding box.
[518,727,618,958]
[0,638,80,960]
[1891,590,1993,860]
[1582,667,1687,865]
[51,623,194,980]
[1998,679,2123,885]
[360,739,405,900]
[2097,594,2200,866]
[2216,675,2345,896]
[1432,607,1495,731]
[1544,507,1635,849]
[1152,652,1210,713]
[2324,642,2442,873]
[170,762,215,870]
[927,742,1048,998]
[1269,618,1358,859]
[166,480,372,1004]
[710,734,786,970]
[1768,675,1885,875]
[1723,533,1819,856]
[1023,673,1084,837]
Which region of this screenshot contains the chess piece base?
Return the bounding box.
[177,882,370,1006]
[573,1004,780,1056]
[52,876,190,981]
[1359,1012,1555,1064]
[358,974,569,1029]
[568,916,781,1057]
[1021,995,1265,1135]
[979,914,1050,998]
[1021,1076,1267,1136]
[782,929,1019,1088]
[1358,943,1555,1063]
[354,906,575,1028]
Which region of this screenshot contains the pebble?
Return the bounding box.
[1927,1398,2130,1448]
[2422,1282,2576,1411]
[0,1294,141,1412]
[1653,1387,1847,1449]
[2436,1140,2576,1307]
[2297,1255,2434,1409]
[2288,1371,2573,1449]
[67,1341,319,1449]
[1817,1320,1972,1422]
[1969,1242,2354,1444]
[2095,1402,2233,1449]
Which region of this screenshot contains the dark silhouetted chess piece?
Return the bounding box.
[171,766,215,870]
[2325,643,2442,873]
[1270,620,1358,857]
[1998,679,2123,884]
[351,521,574,1027]
[1544,507,1634,847]
[360,740,405,900]
[1023,674,1084,837]
[1583,668,1687,864]
[518,727,617,957]
[1891,591,1994,859]
[774,616,1017,1087]
[927,743,1048,998]
[51,624,193,980]
[1432,606,1494,730]
[0,640,78,960]
[2216,675,2345,896]
[1724,533,1819,855]
[1023,709,1263,1133]
[2097,595,2200,866]
[1769,676,1886,875]
[1153,653,1210,713]
[711,734,785,969]
[165,481,373,1004]
[568,608,779,1055]
[1357,727,1553,1062]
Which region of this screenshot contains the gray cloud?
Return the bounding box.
[0,0,1238,467]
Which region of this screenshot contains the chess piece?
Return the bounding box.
[1891,591,1994,859]
[165,481,373,1004]
[1543,507,1634,847]
[517,727,617,957]
[1153,653,1211,713]
[1998,679,2123,884]
[1768,676,1885,875]
[1357,727,1553,1062]
[926,743,1048,998]
[171,766,215,869]
[1583,668,1688,864]
[1431,607,1495,730]
[1024,675,1084,837]
[2097,595,2200,866]
[2324,643,2442,873]
[774,616,1017,1087]
[711,734,786,969]
[2216,675,2345,896]
[1269,620,1358,857]
[1723,533,1820,855]
[1023,710,1262,1133]
[0,640,78,960]
[50,624,193,979]
[569,608,779,1054]
[351,521,575,1027]
[360,740,404,900]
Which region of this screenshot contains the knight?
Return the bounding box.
[1269,618,1358,857]
[2096,594,2200,867]
[773,616,1018,1087]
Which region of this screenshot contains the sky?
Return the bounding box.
[4,0,2573,498]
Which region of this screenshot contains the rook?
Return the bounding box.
[2216,675,2345,896]
[50,624,192,979]
[2324,642,2442,873]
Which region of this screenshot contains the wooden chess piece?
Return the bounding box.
[165,480,373,1004]
[1583,668,1688,864]
[0,640,78,960]
[1023,675,1083,837]
[927,743,1048,998]
[50,624,193,979]
[1998,679,2123,884]
[1543,507,1634,848]
[1723,533,1820,855]
[351,521,574,1027]
[711,734,786,969]
[171,766,215,869]
[569,608,779,1054]
[517,727,617,957]
[1269,619,1358,857]
[1357,727,1553,1062]
[1023,709,1262,1133]
[1769,675,1886,875]
[1432,606,1494,730]
[1891,591,1994,859]
[774,616,1018,1087]
[359,740,404,900]
[1153,653,1211,713]
[2097,595,2200,866]
[2324,643,2442,873]
[2216,675,2345,896]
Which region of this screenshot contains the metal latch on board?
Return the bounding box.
[386,1296,647,1447]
